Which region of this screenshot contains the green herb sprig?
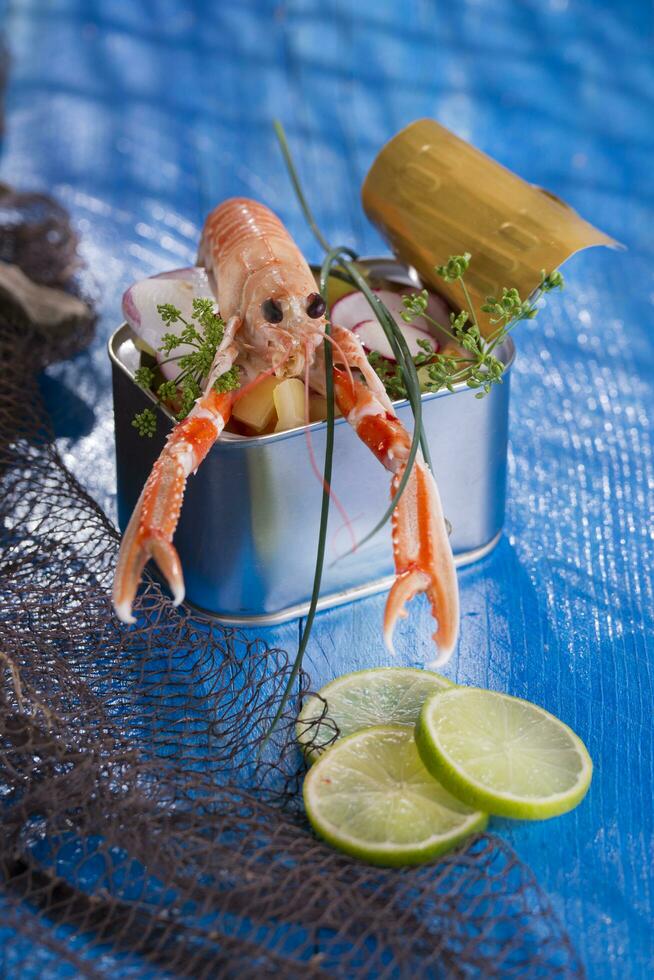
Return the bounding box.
[392,257,564,400]
[132,298,240,434]
[131,408,157,438]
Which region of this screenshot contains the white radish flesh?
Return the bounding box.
[122,268,214,380]
[352,319,436,360]
[330,287,450,361]
[330,291,374,331]
[151,267,210,286]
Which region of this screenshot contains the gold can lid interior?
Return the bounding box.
[361,119,619,333]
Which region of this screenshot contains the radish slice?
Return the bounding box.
[151,267,210,285]
[122,268,214,380]
[331,291,373,331]
[331,287,449,361]
[353,319,436,360]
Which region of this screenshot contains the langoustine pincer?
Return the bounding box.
[112,198,459,662]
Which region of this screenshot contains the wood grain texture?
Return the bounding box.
[1,0,652,975]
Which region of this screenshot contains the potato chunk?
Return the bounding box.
[232,376,281,432]
[274,378,306,432]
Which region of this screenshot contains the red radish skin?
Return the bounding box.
[331,288,448,361]
[352,319,437,360]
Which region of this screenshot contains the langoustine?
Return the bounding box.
[112,198,459,662]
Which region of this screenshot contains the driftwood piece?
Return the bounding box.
[0,260,95,364]
[0,261,90,330]
[0,183,96,362]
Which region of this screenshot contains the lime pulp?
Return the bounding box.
[303,725,486,867]
[297,666,453,762]
[415,687,593,820]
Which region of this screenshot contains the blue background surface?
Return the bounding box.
[1,0,652,976]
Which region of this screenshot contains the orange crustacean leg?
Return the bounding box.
[112,314,242,624]
[330,325,459,664]
[112,387,235,623]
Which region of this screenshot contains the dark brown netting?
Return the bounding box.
[0,191,584,979]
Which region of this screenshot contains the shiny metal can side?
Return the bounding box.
[109,259,515,626]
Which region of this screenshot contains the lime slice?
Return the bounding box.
[297,667,453,762]
[415,687,593,820]
[303,725,487,866]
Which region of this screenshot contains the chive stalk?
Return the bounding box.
[260,250,339,744]
[264,121,439,739]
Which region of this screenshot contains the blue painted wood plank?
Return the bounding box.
[0,0,652,976]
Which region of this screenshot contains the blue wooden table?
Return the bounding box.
[1,0,652,976]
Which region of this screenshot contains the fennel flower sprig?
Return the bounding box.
[399,257,564,399]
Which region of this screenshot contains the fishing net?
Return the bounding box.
[0,190,584,979]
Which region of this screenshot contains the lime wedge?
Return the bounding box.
[303,725,487,866]
[297,667,453,762]
[415,687,593,820]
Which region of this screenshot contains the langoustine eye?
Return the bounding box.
[306,292,326,319]
[261,297,284,323]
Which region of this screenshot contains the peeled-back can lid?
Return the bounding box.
[362,119,619,333]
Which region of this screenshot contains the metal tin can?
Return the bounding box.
[109,259,514,626]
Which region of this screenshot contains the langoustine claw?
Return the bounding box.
[112,386,235,623]
[386,459,459,662]
[330,324,459,663]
